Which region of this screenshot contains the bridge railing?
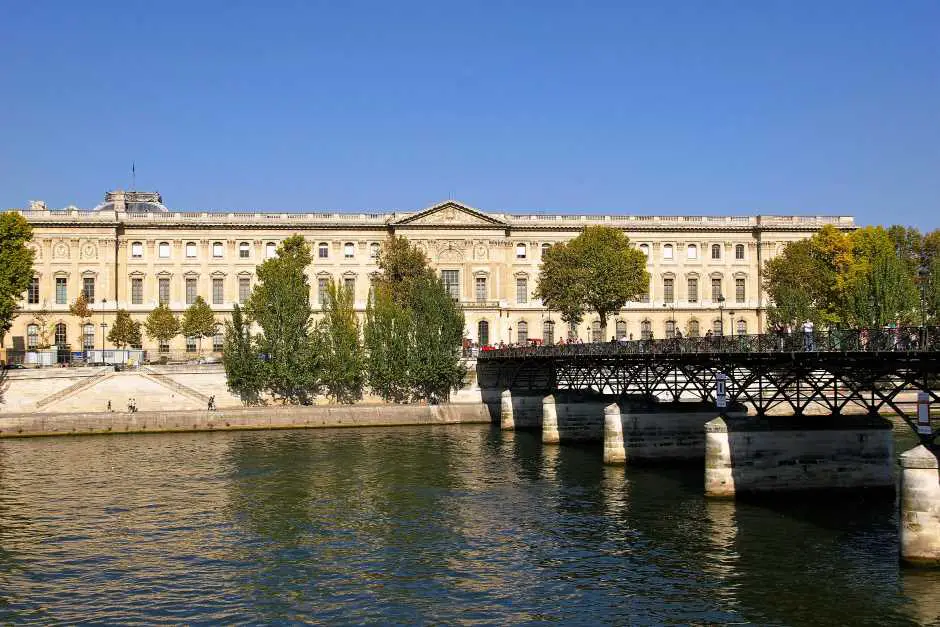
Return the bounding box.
[478,326,940,359]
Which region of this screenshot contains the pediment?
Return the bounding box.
[393,201,507,227]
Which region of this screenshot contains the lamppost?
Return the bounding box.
[728,310,735,338]
[508,325,513,346]
[100,298,108,364]
[918,264,929,348]
[662,302,676,338]
[717,295,725,336]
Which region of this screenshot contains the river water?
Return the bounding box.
[1,425,939,626]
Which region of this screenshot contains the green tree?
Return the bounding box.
[535,226,649,336]
[406,274,467,403]
[845,226,918,326]
[0,212,35,344]
[374,235,435,305]
[246,234,320,404]
[315,280,365,404]
[108,309,142,348]
[763,239,829,328]
[222,303,265,405]
[364,284,413,403]
[144,304,180,348]
[181,295,217,354]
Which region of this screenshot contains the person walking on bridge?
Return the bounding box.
[802,319,815,351]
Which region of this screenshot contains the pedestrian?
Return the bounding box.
[107,400,112,412]
[803,319,815,351]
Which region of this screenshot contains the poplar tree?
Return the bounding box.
[0,212,35,344]
[222,303,264,405]
[315,280,365,404]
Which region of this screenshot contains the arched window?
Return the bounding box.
[639,244,649,257]
[735,244,745,260]
[737,319,747,336]
[344,242,355,259]
[516,243,527,259]
[543,320,555,344]
[591,320,602,343]
[665,320,676,339]
[687,244,698,260]
[615,320,627,340]
[318,243,329,259]
[711,244,721,260]
[265,242,277,259]
[158,242,170,258]
[131,242,143,258]
[663,244,674,260]
[640,320,652,341]
[713,319,723,335]
[478,320,490,346]
[517,321,528,344]
[212,242,224,258]
[27,324,39,349]
[54,323,67,347]
[83,323,95,350]
[370,243,380,259]
[185,242,197,258]
[688,319,700,338]
[239,242,250,258]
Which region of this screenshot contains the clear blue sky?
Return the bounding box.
[1,1,937,228]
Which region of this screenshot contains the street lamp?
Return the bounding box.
[717,295,725,336]
[663,302,676,338]
[728,310,736,338]
[509,325,513,346]
[100,298,108,364]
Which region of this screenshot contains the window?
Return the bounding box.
[343,277,355,294]
[639,279,650,303]
[83,323,95,350]
[186,242,197,258]
[344,242,355,259]
[735,278,746,303]
[370,243,380,259]
[663,244,674,260]
[541,243,551,255]
[543,320,555,344]
[714,319,723,335]
[159,278,170,305]
[687,244,698,260]
[478,320,490,346]
[186,336,197,353]
[516,243,527,259]
[735,244,745,260]
[239,242,250,259]
[591,320,602,343]
[318,243,329,259]
[663,278,674,303]
[516,277,528,303]
[640,320,652,341]
[616,320,627,340]
[28,277,39,304]
[131,278,143,305]
[517,321,528,344]
[82,277,95,303]
[711,244,721,260]
[159,341,169,354]
[475,277,487,302]
[688,319,700,338]
[239,277,251,304]
[185,278,197,305]
[55,277,67,304]
[212,278,224,305]
[265,242,277,259]
[711,278,722,302]
[213,331,224,352]
[441,270,460,300]
[213,242,224,258]
[639,244,649,257]
[54,323,67,347]
[158,242,170,258]
[737,319,747,336]
[318,278,329,305]
[665,320,676,339]
[131,242,143,258]
[687,277,698,303]
[27,324,39,349]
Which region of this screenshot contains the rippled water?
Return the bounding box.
[1,425,940,625]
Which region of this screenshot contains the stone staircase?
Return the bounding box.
[140,367,211,404]
[35,368,112,409]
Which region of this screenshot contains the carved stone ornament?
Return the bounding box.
[80,242,97,260]
[439,245,464,263]
[474,244,488,261]
[444,206,457,220]
[52,242,70,259]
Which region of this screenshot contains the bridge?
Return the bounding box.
[476,327,940,566]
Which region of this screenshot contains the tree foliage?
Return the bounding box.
[0,212,35,343]
[181,295,217,352]
[108,309,142,348]
[144,304,180,345]
[315,280,366,404]
[364,285,413,403]
[69,292,93,323]
[535,226,649,334]
[222,304,265,405]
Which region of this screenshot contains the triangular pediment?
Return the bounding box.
[392,201,508,227]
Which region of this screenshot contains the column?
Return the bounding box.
[900,445,940,566]
[603,402,626,465]
[500,389,514,431]
[705,416,735,498]
[542,394,560,444]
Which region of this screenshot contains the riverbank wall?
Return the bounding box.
[0,402,490,438]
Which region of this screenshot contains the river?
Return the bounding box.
[1,425,939,625]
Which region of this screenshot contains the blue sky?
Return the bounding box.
[1,1,937,228]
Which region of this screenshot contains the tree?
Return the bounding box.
[845,226,918,327]
[406,274,467,403]
[364,285,413,403]
[246,234,320,404]
[0,212,35,344]
[315,280,365,404]
[108,309,142,348]
[763,239,828,328]
[144,304,180,348]
[535,226,649,337]
[180,296,217,353]
[222,304,265,405]
[374,235,435,305]
[69,292,93,325]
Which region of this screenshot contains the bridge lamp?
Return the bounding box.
[729,310,735,337]
[717,295,725,336]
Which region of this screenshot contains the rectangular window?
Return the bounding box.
[640,280,650,303]
[213,242,224,258]
[344,243,355,259]
[82,277,95,303]
[318,244,329,259]
[186,336,197,352]
[213,333,224,352]
[212,278,224,304]
[687,277,698,303]
[131,278,143,305]
[475,277,487,302]
[83,324,95,350]
[55,277,67,304]
[343,277,355,294]
[238,278,250,304]
[318,278,329,305]
[159,278,170,305]
[516,277,528,304]
[159,242,170,258]
[185,278,197,305]
[441,270,460,300]
[159,341,169,354]
[27,325,38,349]
[131,242,143,258]
[28,277,39,304]
[663,278,674,303]
[711,278,722,302]
[736,278,746,303]
[239,243,250,259]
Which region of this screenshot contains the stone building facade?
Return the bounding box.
[5,190,855,354]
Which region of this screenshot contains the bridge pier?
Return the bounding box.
[603,403,626,465]
[900,445,940,566]
[704,415,894,498]
[542,395,560,444]
[500,390,514,430]
[499,389,544,431]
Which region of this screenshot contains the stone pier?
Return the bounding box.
[704,415,894,498]
[899,445,940,566]
[498,390,545,431]
[603,403,626,465]
[542,395,560,444]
